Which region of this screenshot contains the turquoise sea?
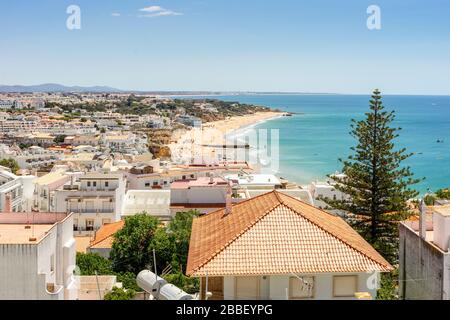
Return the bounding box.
[190,95,450,194]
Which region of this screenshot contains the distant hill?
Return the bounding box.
[0,83,122,93]
[0,84,334,95]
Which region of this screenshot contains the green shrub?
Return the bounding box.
[104,287,135,300]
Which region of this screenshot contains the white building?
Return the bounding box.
[0,212,77,300]
[53,172,126,233]
[245,188,314,205]
[170,177,234,215]
[0,100,16,110]
[127,163,251,191]
[0,167,24,212]
[225,173,282,190]
[122,190,171,221]
[399,204,450,300]
[0,145,63,170]
[176,115,202,128]
[101,132,148,155]
[33,170,70,212]
[307,173,348,209]
[187,191,392,300]
[0,166,35,213]
[171,177,230,206]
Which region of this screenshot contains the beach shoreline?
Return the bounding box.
[169,111,285,164]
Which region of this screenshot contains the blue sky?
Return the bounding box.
[0,0,449,94]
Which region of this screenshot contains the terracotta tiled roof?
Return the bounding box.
[89,220,124,249]
[186,191,393,276]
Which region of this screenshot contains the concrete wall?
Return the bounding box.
[0,244,39,299]
[171,187,227,204]
[399,223,447,300]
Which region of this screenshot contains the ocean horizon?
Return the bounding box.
[185,94,450,194]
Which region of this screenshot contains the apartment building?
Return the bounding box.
[176,115,202,128]
[103,132,148,154]
[0,100,16,109]
[53,172,126,233]
[0,212,77,300]
[0,115,39,133]
[11,146,63,170]
[34,170,71,212]
[0,167,24,212]
[127,163,253,190]
[64,134,101,147]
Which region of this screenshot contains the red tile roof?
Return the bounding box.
[186,191,393,276]
[89,220,124,249]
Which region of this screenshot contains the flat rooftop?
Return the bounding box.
[34,171,67,186]
[0,224,53,244]
[225,174,281,186]
[171,177,229,189]
[434,205,450,217]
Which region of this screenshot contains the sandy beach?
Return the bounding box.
[169,111,284,164]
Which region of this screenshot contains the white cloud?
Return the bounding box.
[138,5,182,18]
[111,12,121,17]
[139,6,163,13]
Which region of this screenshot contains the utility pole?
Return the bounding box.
[95,270,102,300]
[152,249,160,300]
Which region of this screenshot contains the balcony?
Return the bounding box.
[70,209,114,214]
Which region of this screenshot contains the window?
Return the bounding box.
[289,276,314,299]
[153,181,159,186]
[102,201,112,212]
[333,275,357,297]
[145,183,150,187]
[87,181,91,187]
[102,218,111,225]
[73,218,78,231]
[68,201,78,212]
[93,181,97,187]
[105,181,109,188]
[86,219,94,231]
[85,201,95,212]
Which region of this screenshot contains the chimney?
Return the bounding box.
[419,200,427,240]
[224,181,232,216]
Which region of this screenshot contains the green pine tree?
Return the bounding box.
[322,89,422,263]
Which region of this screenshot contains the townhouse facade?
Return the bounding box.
[53,172,126,233]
